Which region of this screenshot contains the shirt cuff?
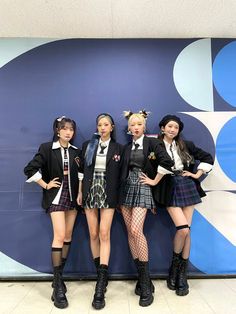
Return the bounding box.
[197,162,213,173]
[157,166,173,175]
[78,172,84,181]
[26,171,42,183]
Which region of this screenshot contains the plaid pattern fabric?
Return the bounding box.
[47,175,75,213]
[121,168,155,210]
[84,171,109,209]
[169,175,201,207]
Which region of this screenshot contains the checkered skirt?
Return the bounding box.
[121,168,155,210]
[85,171,109,209]
[169,175,202,207]
[48,175,75,213]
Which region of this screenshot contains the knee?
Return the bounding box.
[130,226,139,238]
[176,225,190,239]
[90,229,99,241]
[53,233,65,246]
[99,229,110,242]
[65,229,73,241]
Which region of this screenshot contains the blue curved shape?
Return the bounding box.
[191,210,236,274]
[213,40,236,107]
[173,39,214,111]
[0,38,57,68]
[216,117,236,182]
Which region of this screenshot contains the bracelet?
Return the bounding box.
[45,184,48,190]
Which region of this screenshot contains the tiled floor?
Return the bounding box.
[1,278,236,314]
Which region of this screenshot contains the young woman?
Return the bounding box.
[80,113,123,310]
[120,110,174,307]
[24,116,83,309]
[141,114,214,296]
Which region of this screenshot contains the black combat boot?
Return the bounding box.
[167,252,181,290]
[139,261,154,307]
[92,264,108,309]
[134,259,155,296]
[52,263,67,293]
[176,257,189,296]
[51,266,68,309]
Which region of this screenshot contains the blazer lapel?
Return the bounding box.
[54,148,63,171]
[143,136,149,158]
[106,141,116,167]
[125,142,132,164]
[69,147,76,170]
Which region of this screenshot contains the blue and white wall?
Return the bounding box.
[0,38,235,277]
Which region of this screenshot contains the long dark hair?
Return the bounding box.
[52,116,77,143]
[159,132,192,165]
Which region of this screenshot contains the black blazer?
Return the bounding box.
[82,139,123,208]
[24,142,82,210]
[153,140,214,207]
[120,136,174,184]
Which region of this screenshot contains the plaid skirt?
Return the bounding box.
[169,175,202,207]
[121,168,155,210]
[48,175,75,213]
[85,171,109,209]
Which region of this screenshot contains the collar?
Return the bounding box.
[164,139,177,150]
[52,141,77,150]
[133,134,144,146]
[99,138,111,146]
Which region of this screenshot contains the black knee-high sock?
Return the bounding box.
[61,241,71,271]
[94,256,100,271]
[51,247,62,273]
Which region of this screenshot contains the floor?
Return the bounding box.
[1,278,236,314]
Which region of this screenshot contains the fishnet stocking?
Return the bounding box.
[122,206,148,261]
[121,207,138,259]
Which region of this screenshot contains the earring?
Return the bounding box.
[127,130,132,135]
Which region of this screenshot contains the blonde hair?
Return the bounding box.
[128,113,146,130]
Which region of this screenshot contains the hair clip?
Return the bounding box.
[57,116,66,122]
[123,110,133,120]
[139,109,150,119]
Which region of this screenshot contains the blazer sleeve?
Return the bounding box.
[185,141,214,172]
[24,143,47,179]
[154,139,174,171]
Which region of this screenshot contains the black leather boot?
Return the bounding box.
[51,267,68,309]
[94,257,108,293]
[167,252,181,290]
[139,261,154,307]
[52,264,67,293]
[92,264,108,310]
[176,257,189,296]
[135,259,155,296]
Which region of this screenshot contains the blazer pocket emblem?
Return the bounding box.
[148,152,156,160]
[74,156,81,167]
[112,154,120,162]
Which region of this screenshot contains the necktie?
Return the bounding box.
[169,143,176,169]
[99,143,107,154]
[63,148,68,171]
[134,143,139,151]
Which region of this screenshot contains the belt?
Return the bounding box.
[171,170,183,176]
[129,166,142,171]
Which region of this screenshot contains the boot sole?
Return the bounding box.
[139,295,154,307]
[51,295,68,309]
[135,284,155,296]
[92,300,105,310]
[167,282,176,290]
[176,289,189,296]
